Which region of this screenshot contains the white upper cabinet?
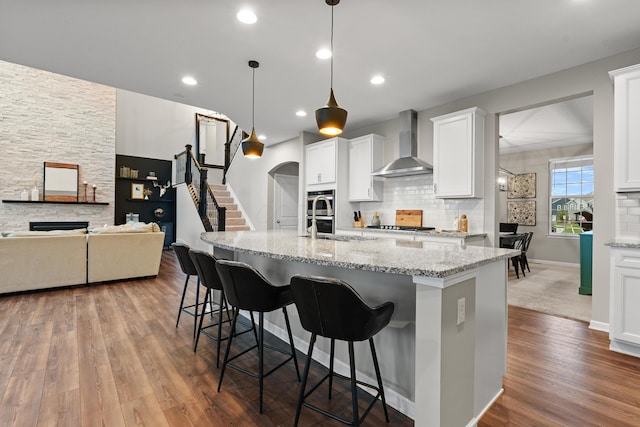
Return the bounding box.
[610,64,640,192]
[306,139,337,186]
[431,107,485,198]
[305,137,348,189]
[348,134,384,201]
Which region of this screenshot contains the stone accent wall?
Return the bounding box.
[0,60,115,230]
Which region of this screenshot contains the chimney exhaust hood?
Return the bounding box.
[371,109,433,177]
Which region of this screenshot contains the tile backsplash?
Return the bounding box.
[353,175,485,233]
[616,192,640,238]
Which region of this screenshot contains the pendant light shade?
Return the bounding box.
[315,0,347,136]
[242,60,264,158]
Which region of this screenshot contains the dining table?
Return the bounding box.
[499,232,526,249]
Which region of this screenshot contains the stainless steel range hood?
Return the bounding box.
[372,109,433,177]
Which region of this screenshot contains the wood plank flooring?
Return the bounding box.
[0,251,410,426]
[2,250,640,426]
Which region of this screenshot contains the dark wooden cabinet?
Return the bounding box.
[115,155,175,247]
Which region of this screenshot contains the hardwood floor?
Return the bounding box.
[2,251,640,426]
[480,307,640,426]
[0,251,410,426]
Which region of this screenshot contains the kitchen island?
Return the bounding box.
[201,230,518,427]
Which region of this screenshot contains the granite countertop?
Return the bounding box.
[606,239,640,249]
[201,230,518,279]
[336,227,487,239]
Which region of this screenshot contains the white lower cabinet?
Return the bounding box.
[610,247,640,356]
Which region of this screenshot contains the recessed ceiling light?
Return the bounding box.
[296,110,307,117]
[182,76,197,86]
[370,75,385,85]
[258,134,266,141]
[237,9,257,24]
[316,49,332,59]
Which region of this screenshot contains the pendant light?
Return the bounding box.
[315,0,347,136]
[242,60,264,158]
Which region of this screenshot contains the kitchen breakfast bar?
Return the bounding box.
[201,230,518,427]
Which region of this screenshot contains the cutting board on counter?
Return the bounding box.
[395,210,423,227]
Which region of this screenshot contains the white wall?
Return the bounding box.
[225,135,304,231]
[499,143,593,264]
[0,60,115,230]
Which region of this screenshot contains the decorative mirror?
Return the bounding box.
[43,162,79,202]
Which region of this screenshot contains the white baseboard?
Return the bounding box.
[528,258,579,268]
[239,311,415,420]
[589,320,609,333]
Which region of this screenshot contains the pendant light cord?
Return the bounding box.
[330,4,334,90]
[252,67,255,128]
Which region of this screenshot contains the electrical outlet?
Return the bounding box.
[457,297,465,325]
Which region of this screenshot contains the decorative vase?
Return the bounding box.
[30,186,39,201]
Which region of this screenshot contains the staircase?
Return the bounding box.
[208,184,250,231]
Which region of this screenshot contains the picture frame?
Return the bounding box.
[131,182,144,200]
[507,173,536,199]
[43,162,78,202]
[507,200,536,226]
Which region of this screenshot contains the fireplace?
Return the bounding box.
[29,221,89,231]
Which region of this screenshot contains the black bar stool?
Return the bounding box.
[215,259,301,414]
[290,275,394,426]
[171,243,206,338]
[188,249,237,368]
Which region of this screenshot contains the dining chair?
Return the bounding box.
[499,222,519,234]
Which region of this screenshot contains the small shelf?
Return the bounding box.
[2,199,109,206]
[116,176,164,182]
[125,198,174,203]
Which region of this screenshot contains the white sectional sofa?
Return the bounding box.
[0,223,164,294]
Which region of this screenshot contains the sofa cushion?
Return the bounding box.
[4,228,87,237]
[89,222,160,234]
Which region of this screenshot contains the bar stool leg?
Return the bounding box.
[282,306,301,381]
[176,275,190,327]
[294,333,316,427]
[194,278,200,338]
[370,337,390,422]
[258,311,265,414]
[348,341,360,426]
[218,307,239,393]
[215,290,226,368]
[328,338,335,399]
[193,289,211,352]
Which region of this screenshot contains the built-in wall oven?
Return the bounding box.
[306,189,335,234]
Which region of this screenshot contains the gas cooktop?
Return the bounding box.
[367,225,435,231]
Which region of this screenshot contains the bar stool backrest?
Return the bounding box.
[188,249,223,290]
[290,275,394,342]
[172,243,198,276]
[215,259,291,312]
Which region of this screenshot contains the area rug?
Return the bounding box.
[507,262,592,323]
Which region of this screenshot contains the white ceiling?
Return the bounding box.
[1,1,639,145]
[499,95,593,154]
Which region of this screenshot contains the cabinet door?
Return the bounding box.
[611,64,640,191]
[306,140,336,186]
[431,107,485,198]
[348,135,383,201]
[612,265,640,345]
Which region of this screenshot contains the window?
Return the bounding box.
[549,156,593,235]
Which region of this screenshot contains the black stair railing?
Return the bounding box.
[174,144,226,232]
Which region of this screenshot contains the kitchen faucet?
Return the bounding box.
[310,195,333,239]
